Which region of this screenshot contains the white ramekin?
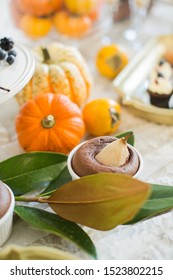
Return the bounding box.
[67,140,143,180]
[0,183,15,247]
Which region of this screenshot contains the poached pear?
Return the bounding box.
[95,137,130,167]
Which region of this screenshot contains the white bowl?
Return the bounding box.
[67,140,143,180]
[0,183,15,246]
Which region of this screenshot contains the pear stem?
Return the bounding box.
[123,132,133,142]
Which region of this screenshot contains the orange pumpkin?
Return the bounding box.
[53,11,92,37]
[20,14,52,38]
[15,93,85,154]
[16,0,62,17]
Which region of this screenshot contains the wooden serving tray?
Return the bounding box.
[113,34,173,125]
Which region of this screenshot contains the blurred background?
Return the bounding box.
[1,0,173,119]
[0,0,173,55]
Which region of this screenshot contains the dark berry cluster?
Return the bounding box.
[0,37,17,65]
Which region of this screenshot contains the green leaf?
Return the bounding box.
[116,130,135,146]
[14,205,97,259]
[128,184,173,224]
[41,166,72,196]
[48,173,150,230]
[0,152,67,196]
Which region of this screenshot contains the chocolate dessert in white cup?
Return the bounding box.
[67,136,143,180]
[0,181,15,246]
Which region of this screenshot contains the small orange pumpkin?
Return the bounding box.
[16,0,62,17]
[53,11,92,37]
[15,93,85,154]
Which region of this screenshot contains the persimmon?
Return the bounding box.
[64,0,97,15]
[20,14,52,38]
[83,98,121,136]
[96,44,129,79]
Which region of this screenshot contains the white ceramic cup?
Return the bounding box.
[0,183,15,246]
[67,140,143,180]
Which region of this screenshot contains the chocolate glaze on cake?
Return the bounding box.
[72,136,139,177]
[0,181,11,218]
[147,59,173,108]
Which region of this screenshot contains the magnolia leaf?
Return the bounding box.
[0,152,67,196]
[47,173,150,230]
[15,205,97,259]
[128,184,173,224]
[41,166,72,196]
[116,130,135,146]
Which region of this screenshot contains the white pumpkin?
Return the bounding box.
[16,42,92,107]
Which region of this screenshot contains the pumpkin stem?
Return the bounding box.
[42,115,56,129]
[42,48,51,62]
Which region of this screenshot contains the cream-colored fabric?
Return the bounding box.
[1,0,173,260]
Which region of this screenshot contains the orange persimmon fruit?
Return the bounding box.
[64,0,97,15]
[20,14,52,38]
[83,98,121,136]
[96,44,129,79]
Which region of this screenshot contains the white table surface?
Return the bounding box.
[1,0,173,259]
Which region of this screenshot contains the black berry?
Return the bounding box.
[6,55,15,65]
[8,50,17,57]
[0,49,6,60]
[0,37,14,51]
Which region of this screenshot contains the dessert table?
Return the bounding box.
[1,0,173,259]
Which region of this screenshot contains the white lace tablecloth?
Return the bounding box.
[1,0,173,260]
